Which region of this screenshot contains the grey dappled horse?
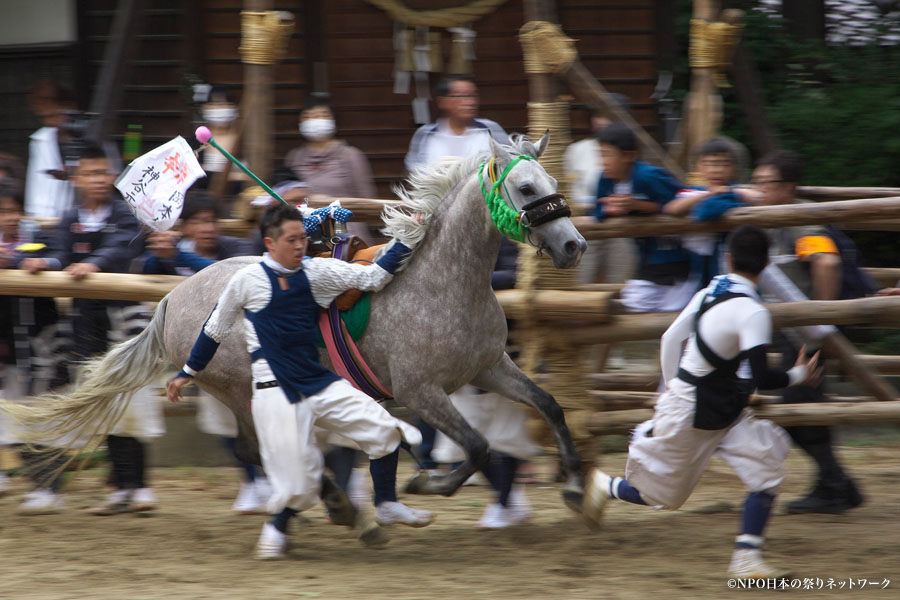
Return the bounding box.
[5,133,589,511]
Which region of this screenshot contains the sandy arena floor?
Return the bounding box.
[0,445,897,600]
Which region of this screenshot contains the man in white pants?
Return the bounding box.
[582,225,821,579]
[167,203,422,559]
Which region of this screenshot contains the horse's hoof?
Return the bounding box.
[322,490,358,527]
[562,487,584,514]
[358,522,390,548]
[403,471,431,495]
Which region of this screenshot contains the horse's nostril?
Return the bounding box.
[565,241,578,255]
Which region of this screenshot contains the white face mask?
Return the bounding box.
[203,107,238,125]
[300,119,335,141]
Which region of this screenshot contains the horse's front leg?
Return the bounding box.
[470,353,585,513]
[397,383,490,497]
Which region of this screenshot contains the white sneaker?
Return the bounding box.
[254,477,273,508]
[508,486,531,524]
[375,501,435,527]
[477,503,506,529]
[582,468,612,530]
[727,549,790,579]
[232,481,262,514]
[132,487,157,512]
[88,489,133,515]
[477,503,527,529]
[255,522,287,560]
[18,488,65,514]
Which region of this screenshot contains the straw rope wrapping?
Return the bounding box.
[240,11,295,65]
[689,18,744,88]
[519,21,578,75]
[365,0,509,28]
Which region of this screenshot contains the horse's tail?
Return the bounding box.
[1,295,172,457]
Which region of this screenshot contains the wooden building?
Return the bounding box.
[0,0,675,197]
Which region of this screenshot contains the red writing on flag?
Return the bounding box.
[162,152,189,184]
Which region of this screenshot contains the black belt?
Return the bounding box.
[676,368,701,385]
[256,380,279,390]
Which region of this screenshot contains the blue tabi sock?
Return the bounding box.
[736,491,775,549]
[609,476,647,505]
[370,448,400,505]
[272,507,298,533]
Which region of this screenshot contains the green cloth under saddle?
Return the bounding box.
[316,292,371,348]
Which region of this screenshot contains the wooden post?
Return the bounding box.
[821,334,897,403]
[86,0,148,144]
[243,0,275,183]
[731,42,779,157]
[676,0,720,169]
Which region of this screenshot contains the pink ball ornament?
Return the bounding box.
[195,126,212,144]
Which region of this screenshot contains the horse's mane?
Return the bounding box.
[381,134,539,248]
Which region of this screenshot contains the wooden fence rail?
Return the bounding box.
[588,401,900,435]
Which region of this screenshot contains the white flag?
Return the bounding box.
[114,136,206,231]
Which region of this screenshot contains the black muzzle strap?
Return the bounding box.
[519,193,571,228]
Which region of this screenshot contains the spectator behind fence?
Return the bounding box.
[194,85,247,209]
[0,182,73,511]
[665,138,755,287]
[140,190,254,276]
[22,143,163,516]
[752,149,864,516]
[24,81,77,218]
[563,96,636,285]
[405,75,508,174]
[249,169,308,255]
[593,123,694,313]
[285,94,374,242]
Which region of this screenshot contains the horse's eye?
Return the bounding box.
[519,185,534,195]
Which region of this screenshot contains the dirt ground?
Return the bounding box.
[0,443,898,600]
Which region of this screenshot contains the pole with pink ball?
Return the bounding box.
[195,126,288,206]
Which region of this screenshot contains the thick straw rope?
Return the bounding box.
[689,18,743,87]
[364,0,508,28]
[240,11,295,65]
[519,21,577,75]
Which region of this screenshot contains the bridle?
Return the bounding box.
[478,155,571,247]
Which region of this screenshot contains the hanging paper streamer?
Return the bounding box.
[114,136,206,232]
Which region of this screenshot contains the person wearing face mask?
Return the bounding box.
[284,94,375,242]
[196,86,245,197]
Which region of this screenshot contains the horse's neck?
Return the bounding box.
[409,175,502,287]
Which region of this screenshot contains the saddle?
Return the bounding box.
[314,236,387,311]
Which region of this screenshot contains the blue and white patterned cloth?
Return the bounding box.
[302,205,353,236]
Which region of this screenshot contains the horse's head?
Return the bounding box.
[483,132,587,269]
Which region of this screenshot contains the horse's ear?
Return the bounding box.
[490,136,513,166]
[534,129,551,159]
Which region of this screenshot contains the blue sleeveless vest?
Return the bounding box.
[245,262,340,403]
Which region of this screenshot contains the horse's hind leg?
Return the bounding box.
[470,353,585,513]
[398,384,490,497]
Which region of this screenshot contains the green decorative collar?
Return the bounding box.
[478,154,535,243]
